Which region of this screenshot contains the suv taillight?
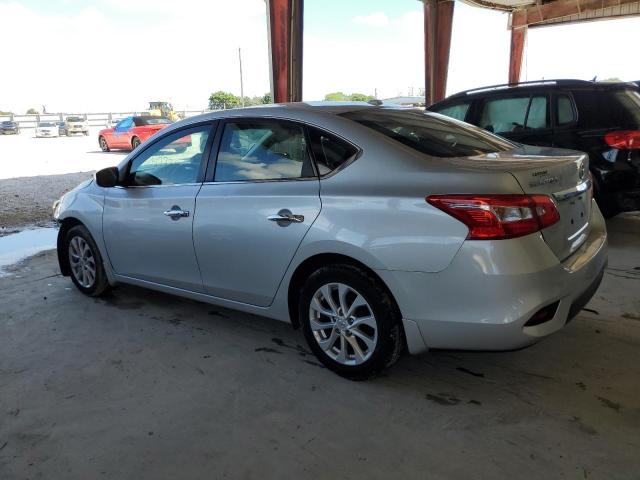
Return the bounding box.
[604,130,640,149]
[426,194,560,240]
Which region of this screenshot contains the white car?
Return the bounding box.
[35,122,59,138]
[65,116,89,136]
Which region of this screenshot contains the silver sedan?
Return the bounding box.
[53,103,607,379]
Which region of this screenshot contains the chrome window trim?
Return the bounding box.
[207,115,364,184]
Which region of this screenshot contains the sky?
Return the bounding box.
[0,0,638,114]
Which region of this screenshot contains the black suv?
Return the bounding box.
[428,80,640,217]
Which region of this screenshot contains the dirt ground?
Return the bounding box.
[0,172,93,231]
[0,131,126,232]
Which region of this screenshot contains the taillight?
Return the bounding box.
[426,194,560,240]
[603,130,640,149]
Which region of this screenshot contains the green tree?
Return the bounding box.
[324,92,349,101]
[350,93,374,102]
[26,108,38,115]
[208,91,240,110]
[0,109,12,115]
[261,92,272,104]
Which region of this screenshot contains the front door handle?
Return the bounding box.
[268,209,304,225]
[163,205,190,220]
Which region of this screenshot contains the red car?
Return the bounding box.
[98,116,174,151]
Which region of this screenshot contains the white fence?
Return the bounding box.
[0,110,210,130]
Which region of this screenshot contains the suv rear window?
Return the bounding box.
[572,88,640,129]
[432,102,470,121]
[340,109,514,157]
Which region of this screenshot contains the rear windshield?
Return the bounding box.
[340,109,515,157]
[66,116,84,122]
[572,88,640,129]
[134,117,172,126]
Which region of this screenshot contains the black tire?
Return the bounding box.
[83,131,89,136]
[299,264,404,380]
[131,137,141,149]
[64,225,111,297]
[99,136,110,152]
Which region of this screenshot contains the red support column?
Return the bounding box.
[508,26,526,85]
[267,0,304,103]
[423,0,454,106]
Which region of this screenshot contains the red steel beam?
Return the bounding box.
[508,27,526,84]
[267,0,303,103]
[424,0,455,105]
[511,0,639,28]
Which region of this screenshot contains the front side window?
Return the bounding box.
[479,95,549,134]
[128,125,211,186]
[214,121,313,181]
[307,126,358,175]
[341,109,514,157]
[432,102,470,122]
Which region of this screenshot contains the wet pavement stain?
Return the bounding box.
[426,393,461,406]
[597,396,622,412]
[271,337,312,355]
[456,367,485,378]
[255,347,282,354]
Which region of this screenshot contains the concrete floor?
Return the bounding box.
[1,215,639,480]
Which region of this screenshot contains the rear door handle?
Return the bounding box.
[268,209,304,225]
[163,205,190,220]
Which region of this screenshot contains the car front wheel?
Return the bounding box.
[131,137,141,149]
[99,136,110,152]
[299,265,404,380]
[65,225,110,297]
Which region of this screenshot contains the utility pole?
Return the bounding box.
[238,47,245,107]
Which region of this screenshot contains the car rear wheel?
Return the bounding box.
[99,136,110,152]
[299,264,404,380]
[131,137,141,149]
[65,225,110,297]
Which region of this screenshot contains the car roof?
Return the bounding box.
[177,101,417,123]
[152,102,429,140]
[441,79,639,103]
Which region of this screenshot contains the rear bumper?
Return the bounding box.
[378,200,608,354]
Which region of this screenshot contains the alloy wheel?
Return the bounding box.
[309,283,378,366]
[69,236,96,288]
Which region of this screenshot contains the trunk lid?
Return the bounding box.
[458,145,592,260]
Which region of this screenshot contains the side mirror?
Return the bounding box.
[95,166,119,187]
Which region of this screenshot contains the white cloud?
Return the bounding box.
[353,12,389,27]
[0,0,270,113]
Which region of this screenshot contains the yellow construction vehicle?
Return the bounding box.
[148,101,181,122]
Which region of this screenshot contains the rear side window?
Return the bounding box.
[214,121,314,181]
[479,95,549,134]
[573,89,640,129]
[557,95,576,125]
[340,109,514,157]
[307,127,358,175]
[432,102,470,121]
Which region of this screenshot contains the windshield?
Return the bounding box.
[340,109,515,157]
[66,116,84,122]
